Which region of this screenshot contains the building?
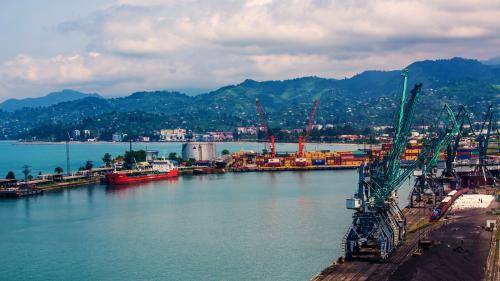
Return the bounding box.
[145,150,159,161]
[182,142,217,161]
[338,134,362,141]
[72,130,81,139]
[139,136,150,142]
[237,126,258,135]
[312,124,323,130]
[207,131,234,142]
[83,130,91,137]
[112,133,123,142]
[160,128,187,141]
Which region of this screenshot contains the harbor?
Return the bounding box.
[0,169,356,281]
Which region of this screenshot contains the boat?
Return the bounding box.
[106,159,178,185]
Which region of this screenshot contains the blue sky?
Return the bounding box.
[0,0,499,101]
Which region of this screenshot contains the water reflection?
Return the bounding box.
[105,178,179,196]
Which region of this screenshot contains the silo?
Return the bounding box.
[182,142,217,161]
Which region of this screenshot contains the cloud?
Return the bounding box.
[0,0,499,100]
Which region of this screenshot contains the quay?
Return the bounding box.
[0,168,112,198]
[311,187,500,281]
[231,164,359,172]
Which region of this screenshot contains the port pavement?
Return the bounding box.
[312,199,499,281]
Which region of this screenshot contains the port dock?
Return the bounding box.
[232,164,359,172]
[312,188,500,281]
[0,170,109,198]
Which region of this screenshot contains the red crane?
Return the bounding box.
[255,97,268,141]
[298,98,319,157]
[255,97,276,157]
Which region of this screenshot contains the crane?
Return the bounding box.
[411,105,472,205]
[473,105,496,186]
[343,70,464,261]
[255,97,276,158]
[477,105,494,164]
[298,98,319,157]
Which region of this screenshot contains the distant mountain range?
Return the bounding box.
[0,90,102,112]
[0,57,498,141]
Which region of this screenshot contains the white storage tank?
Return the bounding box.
[182,142,217,161]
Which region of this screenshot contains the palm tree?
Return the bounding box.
[54,166,64,174]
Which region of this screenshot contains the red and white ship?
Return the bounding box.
[106,159,178,185]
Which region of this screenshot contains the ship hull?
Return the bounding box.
[105,170,179,185]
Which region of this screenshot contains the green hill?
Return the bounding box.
[0,57,498,140]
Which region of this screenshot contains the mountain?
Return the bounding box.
[482,56,500,66]
[0,57,498,141]
[0,89,102,112]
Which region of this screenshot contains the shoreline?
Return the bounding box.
[11,140,364,147]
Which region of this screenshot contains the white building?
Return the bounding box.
[237,126,257,135]
[112,133,123,142]
[160,128,187,141]
[72,130,81,139]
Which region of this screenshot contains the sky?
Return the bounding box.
[0,0,499,101]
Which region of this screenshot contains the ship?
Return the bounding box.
[106,159,178,185]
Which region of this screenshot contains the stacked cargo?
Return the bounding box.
[487,139,499,155]
[470,148,479,161]
[457,147,472,161]
[338,151,356,166]
[351,150,367,165]
[312,159,326,166]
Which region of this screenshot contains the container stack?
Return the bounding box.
[457,147,472,161]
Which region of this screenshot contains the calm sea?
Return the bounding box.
[0,141,412,280]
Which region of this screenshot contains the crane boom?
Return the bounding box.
[479,105,494,162]
[298,98,319,157]
[255,97,269,142]
[305,98,319,143]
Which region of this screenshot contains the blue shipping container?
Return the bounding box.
[312,159,326,166]
[457,155,470,160]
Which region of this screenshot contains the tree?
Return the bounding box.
[22,165,31,183]
[5,171,15,179]
[85,161,93,170]
[124,150,146,169]
[168,152,178,161]
[54,166,64,174]
[221,149,230,155]
[78,166,86,171]
[102,153,112,167]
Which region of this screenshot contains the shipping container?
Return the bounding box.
[312,159,326,166]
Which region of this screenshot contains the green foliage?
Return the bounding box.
[5,171,15,179]
[1,58,498,141]
[54,166,64,174]
[168,152,178,160]
[85,161,93,170]
[184,158,196,167]
[102,153,112,167]
[124,150,146,169]
[222,149,230,155]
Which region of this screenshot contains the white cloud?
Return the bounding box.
[0,0,499,100]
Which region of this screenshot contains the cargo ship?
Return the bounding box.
[106,159,178,185]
